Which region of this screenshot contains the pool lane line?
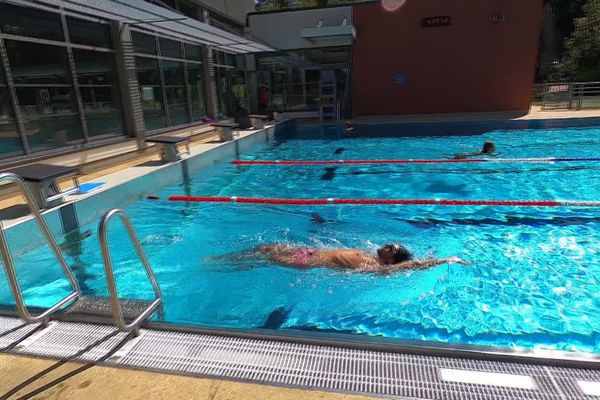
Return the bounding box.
[232,157,600,166]
[167,196,600,207]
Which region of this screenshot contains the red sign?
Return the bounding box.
[422,16,452,28]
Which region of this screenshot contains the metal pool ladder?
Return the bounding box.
[0,173,80,326]
[98,209,163,333]
[0,173,162,334]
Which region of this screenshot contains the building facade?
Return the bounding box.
[0,0,269,165]
[352,0,545,116]
[246,0,545,118]
[0,0,546,165]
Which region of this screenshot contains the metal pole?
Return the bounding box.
[113,22,147,149]
[156,36,171,127]
[60,9,90,143]
[182,43,193,123]
[0,35,30,154]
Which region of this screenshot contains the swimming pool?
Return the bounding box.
[2,123,600,354]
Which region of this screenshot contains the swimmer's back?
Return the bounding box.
[316,249,377,269]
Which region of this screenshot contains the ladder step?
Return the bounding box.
[65,296,154,321]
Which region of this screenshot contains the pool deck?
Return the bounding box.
[0,126,264,228]
[0,353,376,400]
[352,106,600,124]
[1,316,600,400]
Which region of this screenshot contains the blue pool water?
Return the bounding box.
[2,124,600,353]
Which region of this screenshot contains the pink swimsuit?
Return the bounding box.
[291,247,316,268]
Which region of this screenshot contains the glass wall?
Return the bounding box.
[5,39,82,152]
[163,60,188,126]
[0,2,63,41]
[0,2,126,158]
[253,47,351,114]
[213,50,238,118]
[73,49,124,138]
[0,2,216,161]
[136,55,166,130]
[132,31,207,131]
[0,66,22,157]
[186,63,206,121]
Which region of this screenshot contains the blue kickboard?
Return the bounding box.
[77,182,105,194]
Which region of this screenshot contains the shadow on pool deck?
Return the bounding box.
[1,329,131,400]
[0,352,378,400]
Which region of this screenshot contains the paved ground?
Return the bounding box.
[0,354,378,400]
[353,106,600,124]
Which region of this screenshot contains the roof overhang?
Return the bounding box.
[301,24,356,47]
[8,0,274,53]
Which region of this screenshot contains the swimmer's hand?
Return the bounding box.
[447,256,471,266]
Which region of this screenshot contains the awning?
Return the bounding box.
[12,0,274,53]
[301,18,356,47]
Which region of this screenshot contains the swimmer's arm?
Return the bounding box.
[383,256,471,271]
[453,151,482,159]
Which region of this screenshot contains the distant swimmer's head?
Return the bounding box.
[377,243,413,265]
[482,141,496,154]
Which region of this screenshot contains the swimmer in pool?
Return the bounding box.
[343,120,355,132]
[255,243,470,273]
[454,141,496,159]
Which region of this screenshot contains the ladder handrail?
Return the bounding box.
[0,172,80,325]
[98,209,163,332]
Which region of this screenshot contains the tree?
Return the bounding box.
[562,0,600,81]
[546,0,587,54]
[536,0,587,82]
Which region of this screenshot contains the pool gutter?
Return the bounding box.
[0,305,598,370]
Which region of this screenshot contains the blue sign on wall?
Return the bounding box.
[395,73,406,85]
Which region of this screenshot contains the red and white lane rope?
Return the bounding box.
[168,196,600,207]
[232,157,600,166]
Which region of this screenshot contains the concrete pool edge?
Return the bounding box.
[1,305,599,370]
[296,116,600,138]
[1,120,292,253]
[1,315,599,400]
[141,321,600,370]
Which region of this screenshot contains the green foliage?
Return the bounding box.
[545,0,587,49]
[561,0,600,81]
[255,0,371,11]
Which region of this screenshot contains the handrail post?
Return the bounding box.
[0,173,80,325]
[98,209,163,333]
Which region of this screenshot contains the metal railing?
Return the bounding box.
[255,0,375,12]
[0,173,80,325]
[98,209,163,333]
[572,82,600,110]
[540,81,600,110]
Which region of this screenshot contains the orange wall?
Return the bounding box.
[352,0,544,116]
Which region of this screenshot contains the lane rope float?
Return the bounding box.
[168,196,600,207]
[232,157,600,166]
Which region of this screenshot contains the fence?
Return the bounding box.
[539,82,600,110]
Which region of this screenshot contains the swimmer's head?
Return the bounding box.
[482,141,496,154]
[377,243,412,265]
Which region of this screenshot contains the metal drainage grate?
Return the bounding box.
[543,366,600,400]
[2,317,600,400]
[0,316,40,350]
[14,321,130,362]
[116,329,568,400]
